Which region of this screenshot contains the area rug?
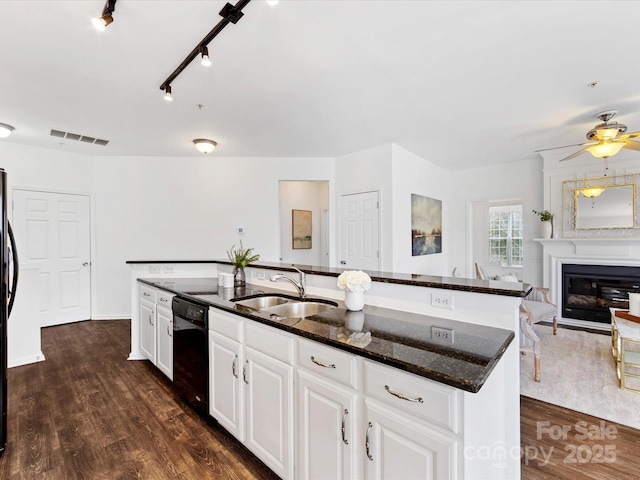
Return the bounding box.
[520,324,640,430]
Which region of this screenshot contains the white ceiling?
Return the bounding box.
[2,0,640,170]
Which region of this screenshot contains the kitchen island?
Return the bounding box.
[128,260,527,479]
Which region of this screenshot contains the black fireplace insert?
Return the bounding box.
[562,264,640,324]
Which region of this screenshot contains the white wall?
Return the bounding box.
[449,157,544,284]
[391,144,452,275]
[335,144,393,271]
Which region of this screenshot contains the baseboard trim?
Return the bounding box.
[8,351,46,368]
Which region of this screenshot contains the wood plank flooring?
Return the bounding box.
[0,320,278,480]
[0,319,638,479]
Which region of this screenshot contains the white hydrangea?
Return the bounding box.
[337,270,372,293]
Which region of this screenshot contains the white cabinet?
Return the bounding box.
[208,309,295,480]
[138,285,174,380]
[297,369,359,480]
[364,399,457,480]
[297,338,360,480]
[139,298,156,363]
[156,302,173,379]
[363,360,460,480]
[209,330,244,440]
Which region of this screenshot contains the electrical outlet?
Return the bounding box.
[149,266,161,274]
[432,292,453,309]
[256,271,266,280]
[431,326,454,343]
[164,266,174,273]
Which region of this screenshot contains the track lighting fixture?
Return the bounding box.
[193,139,217,154]
[92,0,117,31]
[163,85,173,102]
[200,45,212,67]
[159,0,251,97]
[0,123,15,138]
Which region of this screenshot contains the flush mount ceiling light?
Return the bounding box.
[92,0,117,31]
[193,139,217,154]
[0,123,15,138]
[159,0,251,98]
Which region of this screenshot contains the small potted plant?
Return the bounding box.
[226,240,260,286]
[532,209,554,238]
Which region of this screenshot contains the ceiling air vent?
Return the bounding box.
[50,129,109,146]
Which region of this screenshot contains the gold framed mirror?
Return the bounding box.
[563,174,639,236]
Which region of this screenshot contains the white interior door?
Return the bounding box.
[12,190,91,326]
[339,191,380,271]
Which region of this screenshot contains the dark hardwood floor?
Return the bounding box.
[0,320,278,480]
[0,319,638,479]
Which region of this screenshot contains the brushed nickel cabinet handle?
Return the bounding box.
[311,356,336,369]
[143,292,150,297]
[232,355,238,378]
[243,360,249,384]
[366,422,373,461]
[341,409,349,445]
[385,385,423,403]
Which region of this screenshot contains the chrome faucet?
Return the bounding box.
[270,266,306,299]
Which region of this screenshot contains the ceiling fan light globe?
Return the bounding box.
[586,141,625,159]
[595,127,620,140]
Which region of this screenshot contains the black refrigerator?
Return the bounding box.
[0,168,19,455]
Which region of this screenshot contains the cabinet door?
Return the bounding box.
[244,347,294,480]
[139,298,156,363]
[364,400,457,480]
[297,369,359,480]
[156,305,173,380]
[209,331,244,442]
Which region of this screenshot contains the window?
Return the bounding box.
[488,205,523,266]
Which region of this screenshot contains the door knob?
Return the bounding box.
[82,262,89,267]
[340,260,346,265]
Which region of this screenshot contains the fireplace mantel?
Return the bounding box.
[535,237,640,330]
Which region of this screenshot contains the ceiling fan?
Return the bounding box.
[536,110,640,162]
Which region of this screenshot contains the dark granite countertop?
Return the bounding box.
[128,259,530,298]
[139,277,515,393]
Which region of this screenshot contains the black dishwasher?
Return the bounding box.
[172,296,209,416]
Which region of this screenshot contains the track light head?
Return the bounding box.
[0,123,15,138]
[163,85,173,102]
[92,13,113,31]
[200,45,212,67]
[92,0,117,31]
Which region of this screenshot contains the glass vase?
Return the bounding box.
[233,266,246,287]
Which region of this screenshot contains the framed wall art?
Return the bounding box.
[292,209,312,249]
[411,194,442,256]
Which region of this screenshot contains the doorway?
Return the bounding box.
[279,181,330,267]
[12,190,91,326]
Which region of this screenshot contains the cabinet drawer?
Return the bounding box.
[298,338,359,389]
[245,322,295,365]
[209,308,243,342]
[157,291,174,307]
[364,360,460,433]
[139,285,157,303]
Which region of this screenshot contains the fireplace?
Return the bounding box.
[562,264,640,324]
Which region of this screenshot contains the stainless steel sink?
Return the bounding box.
[233,294,337,319]
[263,301,336,319]
[234,296,290,310]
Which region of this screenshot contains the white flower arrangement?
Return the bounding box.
[337,270,372,293]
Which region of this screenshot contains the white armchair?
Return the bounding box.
[520,287,557,382]
[475,262,520,282]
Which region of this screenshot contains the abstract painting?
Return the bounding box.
[292,209,312,249]
[411,194,442,256]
